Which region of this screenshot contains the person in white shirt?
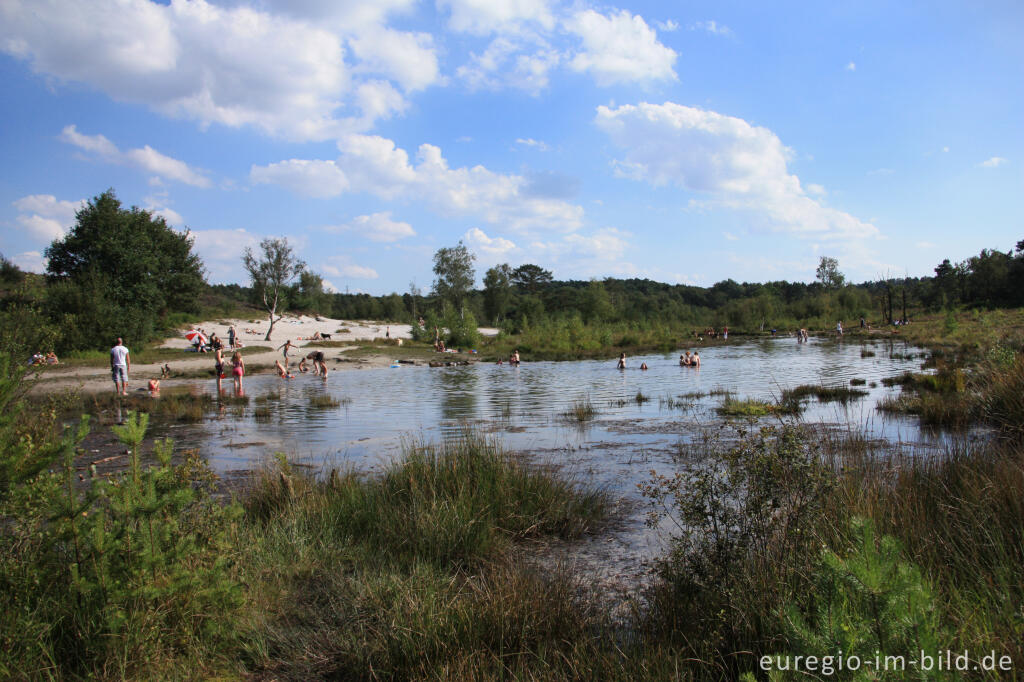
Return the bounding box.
[110,337,131,396]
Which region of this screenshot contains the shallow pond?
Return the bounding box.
[143,336,962,594]
[152,336,950,478]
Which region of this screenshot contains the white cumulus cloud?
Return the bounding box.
[250,159,349,198]
[60,125,211,187]
[0,0,442,141]
[12,194,83,243]
[594,102,878,242]
[252,135,584,233]
[566,9,677,86]
[439,0,555,35]
[188,228,259,283]
[464,227,517,258]
[341,212,417,243]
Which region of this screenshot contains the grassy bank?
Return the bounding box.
[0,422,616,679]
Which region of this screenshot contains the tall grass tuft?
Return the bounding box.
[562,396,596,422]
[236,433,611,678]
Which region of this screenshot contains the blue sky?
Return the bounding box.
[1,0,1021,294]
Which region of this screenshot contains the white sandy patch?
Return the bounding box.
[161,314,412,349]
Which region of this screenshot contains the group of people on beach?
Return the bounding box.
[260,339,330,385]
[111,331,329,398]
[191,326,244,353]
[29,351,59,366]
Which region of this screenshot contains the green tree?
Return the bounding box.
[44,190,205,349]
[432,241,476,318]
[581,279,614,324]
[242,237,306,341]
[482,264,512,325]
[815,256,846,289]
[0,254,25,286]
[511,263,553,295]
[293,270,331,314]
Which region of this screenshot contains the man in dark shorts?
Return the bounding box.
[306,350,328,377]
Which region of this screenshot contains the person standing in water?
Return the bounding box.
[110,337,130,396]
[617,352,626,369]
[214,346,225,392]
[231,351,245,394]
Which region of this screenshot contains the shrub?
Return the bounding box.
[780,518,949,671]
[0,411,243,677]
[641,426,835,676]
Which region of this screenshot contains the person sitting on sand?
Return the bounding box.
[311,331,322,341]
[617,352,626,370]
[45,351,59,365]
[148,378,160,393]
[691,351,701,368]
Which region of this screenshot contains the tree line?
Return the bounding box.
[2,189,1023,356]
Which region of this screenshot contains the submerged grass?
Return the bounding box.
[308,394,341,409]
[717,394,779,417]
[781,383,869,405]
[562,396,597,422]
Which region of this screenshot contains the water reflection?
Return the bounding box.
[164,337,944,475]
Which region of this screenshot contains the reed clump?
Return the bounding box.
[717,394,780,417]
[781,383,869,405]
[562,397,597,422]
[308,395,341,409]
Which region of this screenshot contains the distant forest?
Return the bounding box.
[1,189,1022,354]
[211,240,1024,334]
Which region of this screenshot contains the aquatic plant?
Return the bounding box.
[717,394,777,417]
[562,397,596,422]
[308,395,341,409]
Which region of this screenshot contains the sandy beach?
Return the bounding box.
[28,315,471,395]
